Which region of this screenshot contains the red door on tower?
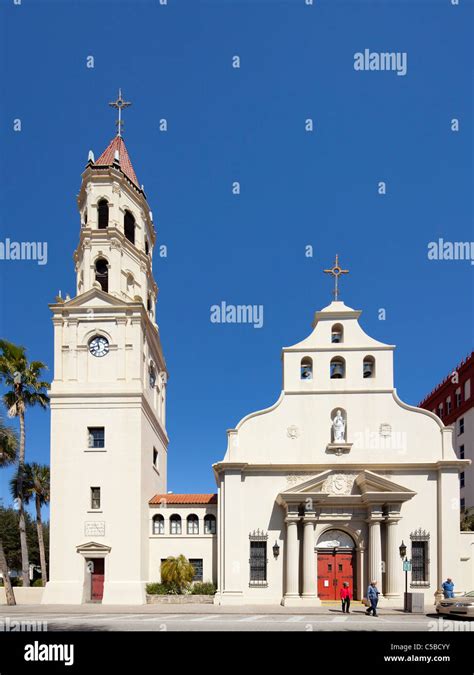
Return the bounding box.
[317,551,354,600]
[89,558,105,602]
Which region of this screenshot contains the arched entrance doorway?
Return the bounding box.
[317,529,356,601]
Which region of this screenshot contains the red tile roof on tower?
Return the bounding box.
[94,135,139,187]
[149,494,218,505]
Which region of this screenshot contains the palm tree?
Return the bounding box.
[11,463,50,585]
[161,555,195,594]
[0,340,49,587]
[0,417,18,605]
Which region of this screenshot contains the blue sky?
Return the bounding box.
[0,0,472,517]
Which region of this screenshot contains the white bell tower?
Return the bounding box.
[43,92,168,605]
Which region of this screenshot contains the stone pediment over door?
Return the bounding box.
[76,541,111,555]
[276,469,416,508]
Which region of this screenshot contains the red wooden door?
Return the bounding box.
[90,558,105,601]
[317,551,354,600]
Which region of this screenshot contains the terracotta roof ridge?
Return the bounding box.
[149,493,218,505]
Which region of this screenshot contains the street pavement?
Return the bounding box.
[0,604,469,632]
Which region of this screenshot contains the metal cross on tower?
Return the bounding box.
[108,88,132,137]
[323,254,349,301]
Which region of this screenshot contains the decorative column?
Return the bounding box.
[301,512,320,604]
[366,506,384,594]
[385,510,402,599]
[283,510,300,605]
[356,546,365,601]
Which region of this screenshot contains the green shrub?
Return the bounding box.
[191,582,216,595]
[32,579,44,587]
[146,583,169,595]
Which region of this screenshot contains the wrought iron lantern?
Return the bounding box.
[399,540,407,559]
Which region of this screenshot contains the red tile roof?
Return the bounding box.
[149,494,217,505]
[94,135,139,187]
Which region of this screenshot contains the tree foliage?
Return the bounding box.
[160,555,195,594]
[0,504,49,577]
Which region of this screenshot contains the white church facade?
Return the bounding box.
[43,108,473,607]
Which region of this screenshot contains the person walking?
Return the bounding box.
[365,580,380,617]
[442,578,455,599]
[340,581,351,613]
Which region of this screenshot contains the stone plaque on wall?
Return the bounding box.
[84,521,105,537]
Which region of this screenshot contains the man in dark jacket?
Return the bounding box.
[366,580,380,616]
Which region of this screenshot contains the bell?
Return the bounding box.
[363,363,373,378]
[331,363,344,379]
[331,333,341,344]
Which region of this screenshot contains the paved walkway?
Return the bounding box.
[0,606,444,632]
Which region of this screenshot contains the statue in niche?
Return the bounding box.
[332,409,346,443]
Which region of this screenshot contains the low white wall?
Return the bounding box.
[0,587,44,605]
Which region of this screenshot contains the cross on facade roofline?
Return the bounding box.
[323,254,349,301]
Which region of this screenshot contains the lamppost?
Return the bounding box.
[399,540,411,611]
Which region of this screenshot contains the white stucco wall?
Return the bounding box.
[148,505,217,585]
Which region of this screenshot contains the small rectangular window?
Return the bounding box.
[189,558,203,582]
[460,472,465,488]
[153,447,158,469]
[88,427,105,448]
[461,498,465,512]
[464,379,471,401]
[446,398,452,415]
[456,390,462,407]
[91,487,101,510]
[459,445,465,459]
[459,418,464,435]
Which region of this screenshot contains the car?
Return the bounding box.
[436,591,474,617]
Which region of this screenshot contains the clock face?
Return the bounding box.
[89,336,109,358]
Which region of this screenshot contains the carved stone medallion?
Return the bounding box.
[321,473,357,495]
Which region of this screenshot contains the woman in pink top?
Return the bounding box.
[340,582,351,613]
